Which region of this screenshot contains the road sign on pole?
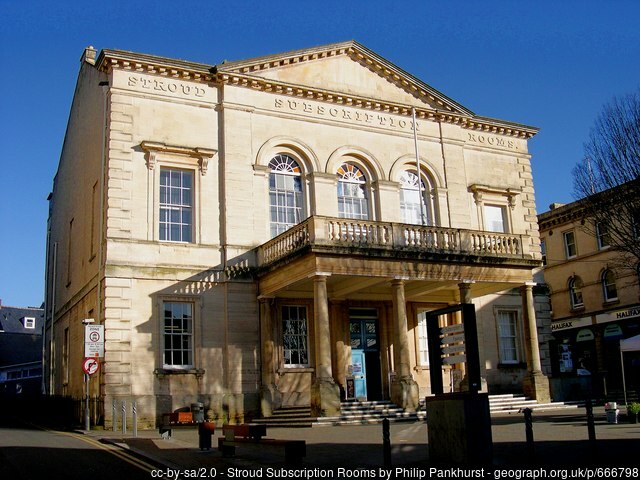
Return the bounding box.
[84,324,104,357]
[82,357,100,375]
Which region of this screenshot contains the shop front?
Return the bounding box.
[550,305,640,402]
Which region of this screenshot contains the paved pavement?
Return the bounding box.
[77,407,640,474]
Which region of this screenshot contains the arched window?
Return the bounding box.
[399,170,434,225]
[269,154,304,237]
[601,269,618,302]
[569,276,584,309]
[337,163,369,220]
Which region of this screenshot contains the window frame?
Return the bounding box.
[159,167,195,243]
[268,154,305,238]
[140,141,213,245]
[22,317,35,329]
[601,269,618,302]
[416,311,430,367]
[496,309,521,365]
[596,222,611,250]
[569,276,584,309]
[399,170,437,226]
[483,204,508,233]
[162,300,195,369]
[281,305,310,368]
[337,162,371,221]
[563,230,577,259]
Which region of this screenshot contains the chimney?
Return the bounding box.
[549,203,566,210]
[81,46,97,65]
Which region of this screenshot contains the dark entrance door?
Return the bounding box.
[349,308,382,401]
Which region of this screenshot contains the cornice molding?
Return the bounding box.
[97,49,215,82]
[538,208,586,231]
[216,71,537,139]
[140,141,217,175]
[96,44,538,140]
[468,184,522,209]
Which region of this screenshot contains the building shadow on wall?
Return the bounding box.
[133,252,259,426]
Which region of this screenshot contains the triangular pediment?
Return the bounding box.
[217,41,473,115]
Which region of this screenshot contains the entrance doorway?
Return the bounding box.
[349,308,382,401]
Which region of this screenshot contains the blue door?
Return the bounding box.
[350,309,380,401]
[351,349,367,399]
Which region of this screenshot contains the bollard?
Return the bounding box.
[585,398,598,459]
[112,400,117,432]
[522,408,534,460]
[382,417,391,467]
[132,401,138,438]
[122,400,127,434]
[586,398,596,447]
[198,421,215,450]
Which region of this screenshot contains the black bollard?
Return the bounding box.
[586,398,597,446]
[585,398,598,460]
[522,408,534,460]
[198,421,215,450]
[382,417,391,467]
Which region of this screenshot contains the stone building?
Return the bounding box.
[45,41,548,427]
[539,197,640,402]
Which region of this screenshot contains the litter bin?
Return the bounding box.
[605,402,619,424]
[191,402,204,423]
[198,421,215,450]
[606,409,619,424]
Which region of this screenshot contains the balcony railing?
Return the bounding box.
[257,216,530,267]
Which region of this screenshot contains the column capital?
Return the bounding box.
[309,272,331,280]
[391,277,409,287]
[257,295,275,304]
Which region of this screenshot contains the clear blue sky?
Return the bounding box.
[1,0,639,308]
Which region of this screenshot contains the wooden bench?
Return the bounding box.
[223,424,267,440]
[218,424,305,464]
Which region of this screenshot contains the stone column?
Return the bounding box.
[458,281,473,304]
[259,296,280,417]
[311,274,340,416]
[390,279,419,411]
[520,283,551,403]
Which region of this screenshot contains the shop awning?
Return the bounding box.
[620,334,640,352]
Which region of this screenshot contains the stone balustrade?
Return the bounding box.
[257,216,529,266]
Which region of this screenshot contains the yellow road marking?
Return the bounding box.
[53,430,158,473]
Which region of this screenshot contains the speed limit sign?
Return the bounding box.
[82,357,99,375]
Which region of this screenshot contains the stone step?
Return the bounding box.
[256,394,582,427]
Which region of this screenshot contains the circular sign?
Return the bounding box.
[82,357,99,375]
[89,331,101,342]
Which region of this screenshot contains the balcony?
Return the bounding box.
[257,216,532,269]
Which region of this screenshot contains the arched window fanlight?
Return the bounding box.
[337,163,369,220]
[268,154,304,237]
[269,154,301,174]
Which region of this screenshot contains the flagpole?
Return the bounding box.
[412,107,426,225]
